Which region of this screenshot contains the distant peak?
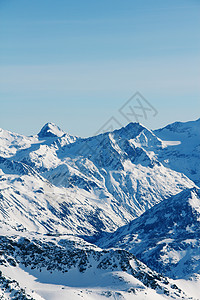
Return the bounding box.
[116,122,148,136]
[38,122,65,138]
[125,122,146,131]
[107,122,152,142]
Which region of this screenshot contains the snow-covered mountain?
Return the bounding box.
[154,118,200,187]
[96,187,200,280]
[0,127,39,158]
[0,118,200,299]
[38,122,65,138]
[0,122,196,234]
[0,157,124,236]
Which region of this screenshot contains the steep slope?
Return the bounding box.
[96,187,200,280]
[0,160,125,235]
[154,118,200,187]
[0,119,199,300]
[38,122,65,138]
[0,127,39,158]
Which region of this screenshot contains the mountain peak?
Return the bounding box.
[112,122,146,139]
[38,122,65,138]
[125,121,145,131]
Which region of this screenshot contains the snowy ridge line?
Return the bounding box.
[0,121,196,236]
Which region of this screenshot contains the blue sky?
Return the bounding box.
[0,0,199,137]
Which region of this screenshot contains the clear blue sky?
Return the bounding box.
[0,0,199,137]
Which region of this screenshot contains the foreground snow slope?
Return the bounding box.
[0,233,193,300]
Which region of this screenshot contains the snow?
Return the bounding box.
[38,122,65,138]
[154,118,200,187]
[0,118,200,300]
[96,187,200,280]
[0,121,195,237]
[162,140,181,147]
[0,265,178,300]
[174,277,200,299]
[189,190,200,217]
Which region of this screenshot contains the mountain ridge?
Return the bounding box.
[95,187,200,279]
[0,117,200,299]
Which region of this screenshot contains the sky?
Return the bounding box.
[0,0,199,137]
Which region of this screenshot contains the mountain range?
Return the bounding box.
[0,118,199,300]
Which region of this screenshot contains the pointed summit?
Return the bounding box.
[38,122,65,138]
[112,122,145,139]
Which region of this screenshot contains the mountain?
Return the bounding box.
[0,127,39,158]
[0,119,200,299]
[0,122,195,236]
[38,122,65,138]
[0,157,123,235]
[154,118,200,187]
[96,187,200,280]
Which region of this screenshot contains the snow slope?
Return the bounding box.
[0,161,125,235]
